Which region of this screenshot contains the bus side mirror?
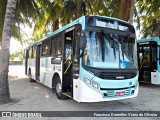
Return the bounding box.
[79,35,86,51]
[51,57,61,64]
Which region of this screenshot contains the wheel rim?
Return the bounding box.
[56,83,62,94]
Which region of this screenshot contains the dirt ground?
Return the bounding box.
[0,65,160,120]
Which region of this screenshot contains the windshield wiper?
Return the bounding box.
[101,29,119,44]
[101,29,119,60]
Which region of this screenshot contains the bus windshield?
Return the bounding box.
[83,30,137,69]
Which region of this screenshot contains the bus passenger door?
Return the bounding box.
[36,44,41,80]
[138,41,157,83]
[138,43,151,83]
[62,30,74,96]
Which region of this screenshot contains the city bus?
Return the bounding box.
[137,37,160,84]
[24,15,139,102]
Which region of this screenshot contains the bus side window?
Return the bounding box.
[29,47,33,58]
[51,39,56,56]
[51,33,62,56]
[57,35,62,55]
[33,46,37,58]
[42,40,51,56]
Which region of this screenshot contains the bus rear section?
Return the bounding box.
[137,37,160,85]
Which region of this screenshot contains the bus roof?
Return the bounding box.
[137,37,160,44]
[25,15,131,49]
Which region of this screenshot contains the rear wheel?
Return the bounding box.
[55,77,67,100]
[28,69,35,82]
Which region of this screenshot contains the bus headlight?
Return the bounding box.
[83,77,100,90]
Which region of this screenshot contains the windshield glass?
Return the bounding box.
[82,30,137,69]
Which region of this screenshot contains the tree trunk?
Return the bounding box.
[0,0,7,44]
[52,18,59,31]
[76,0,82,18]
[0,0,17,104]
[118,0,130,21]
[129,0,135,24]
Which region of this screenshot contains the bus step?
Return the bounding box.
[63,92,72,98]
[139,80,151,84]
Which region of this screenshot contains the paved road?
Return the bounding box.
[0,65,160,120]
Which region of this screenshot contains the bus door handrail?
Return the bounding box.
[64,61,72,75]
[139,55,144,70]
[64,51,72,75]
[64,51,72,64]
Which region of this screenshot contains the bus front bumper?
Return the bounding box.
[73,79,139,102]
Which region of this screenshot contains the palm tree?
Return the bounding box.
[0,0,39,44]
[0,0,17,104]
[0,0,7,44]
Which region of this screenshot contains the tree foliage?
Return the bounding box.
[135,0,160,38]
[1,0,159,43]
[10,49,24,61]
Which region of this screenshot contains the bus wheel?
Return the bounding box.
[55,77,67,100]
[28,70,35,82]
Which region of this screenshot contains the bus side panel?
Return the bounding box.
[151,72,160,84]
[40,57,63,88]
[151,44,160,84]
[28,58,36,79]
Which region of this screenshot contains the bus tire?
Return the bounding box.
[55,77,67,100]
[28,69,35,82]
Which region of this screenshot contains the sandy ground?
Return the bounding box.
[0,65,160,120]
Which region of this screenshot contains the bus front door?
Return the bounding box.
[62,30,74,97]
[36,44,41,80]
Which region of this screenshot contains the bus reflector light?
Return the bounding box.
[75,85,78,88]
[116,92,125,96]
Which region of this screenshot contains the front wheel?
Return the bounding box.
[55,77,67,100]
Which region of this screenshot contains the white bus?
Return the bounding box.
[24,15,139,102]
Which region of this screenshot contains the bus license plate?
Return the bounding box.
[116,92,125,96]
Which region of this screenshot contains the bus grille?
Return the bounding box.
[96,72,136,80]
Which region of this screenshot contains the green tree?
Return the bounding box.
[10,50,24,61]
[135,0,160,38]
[0,0,17,104]
[0,0,39,44]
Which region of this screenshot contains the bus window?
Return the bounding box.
[51,34,62,56]
[33,46,37,58]
[56,36,62,55]
[150,42,157,71]
[28,47,33,58]
[42,40,51,56]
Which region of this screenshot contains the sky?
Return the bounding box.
[10,25,33,53]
